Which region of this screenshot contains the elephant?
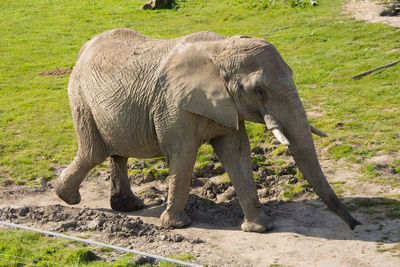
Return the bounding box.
[54,28,361,232]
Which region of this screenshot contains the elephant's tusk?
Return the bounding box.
[310,125,328,137]
[272,128,290,146]
[263,112,290,145]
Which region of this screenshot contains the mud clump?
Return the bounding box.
[138,186,166,205]
[200,181,232,199]
[194,162,225,178]
[0,205,187,243]
[185,195,243,227]
[380,2,400,17]
[40,67,72,77]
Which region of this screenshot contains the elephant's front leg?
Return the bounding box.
[210,121,273,232]
[160,145,198,228]
[109,155,143,212]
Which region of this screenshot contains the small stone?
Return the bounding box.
[206,162,215,170]
[142,174,155,183]
[271,139,280,145]
[18,207,30,216]
[288,176,298,184]
[191,238,205,244]
[210,155,219,162]
[131,256,154,265]
[252,161,259,171]
[172,234,184,242]
[251,146,264,155]
[87,219,100,230]
[59,221,77,231]
[143,0,169,10]
[257,188,269,198]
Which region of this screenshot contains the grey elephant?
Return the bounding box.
[55,28,360,232]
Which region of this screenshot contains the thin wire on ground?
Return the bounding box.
[0,253,66,266]
[0,257,37,266]
[0,221,202,267]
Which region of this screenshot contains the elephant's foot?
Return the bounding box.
[110,193,143,212]
[160,209,191,228]
[241,212,273,232]
[54,180,81,205]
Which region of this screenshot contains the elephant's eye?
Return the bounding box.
[255,87,265,102]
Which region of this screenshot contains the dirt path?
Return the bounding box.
[345,0,400,28]
[1,159,400,267]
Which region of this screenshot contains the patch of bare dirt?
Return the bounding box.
[1,147,400,266]
[40,67,72,77]
[380,1,400,16]
[1,130,400,266]
[2,136,400,266]
[0,205,182,241]
[345,0,400,28]
[1,108,399,266]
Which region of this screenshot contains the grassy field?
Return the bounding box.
[1,0,399,186]
[0,229,134,266]
[0,0,399,185]
[0,229,194,266]
[0,0,399,265]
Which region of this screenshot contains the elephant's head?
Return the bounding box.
[160,35,361,229]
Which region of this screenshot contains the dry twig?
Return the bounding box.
[351,59,400,79]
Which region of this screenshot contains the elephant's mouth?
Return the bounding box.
[262,112,327,146]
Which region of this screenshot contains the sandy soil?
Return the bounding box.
[345,0,400,28]
[1,151,400,267]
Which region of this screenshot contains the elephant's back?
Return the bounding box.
[77,28,152,59]
[178,31,225,42]
[69,29,165,158]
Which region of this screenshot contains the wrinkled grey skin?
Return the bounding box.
[55,29,360,232]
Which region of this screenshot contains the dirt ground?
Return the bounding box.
[345,0,400,28]
[1,151,400,267]
[1,1,400,266]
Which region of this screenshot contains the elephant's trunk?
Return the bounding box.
[266,91,361,230]
[289,142,361,229]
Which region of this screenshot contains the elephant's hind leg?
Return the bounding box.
[109,155,143,212]
[55,93,108,205]
[55,154,105,205]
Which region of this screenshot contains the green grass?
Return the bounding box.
[0,230,137,266]
[271,145,289,157]
[377,243,400,257]
[0,0,399,186]
[328,144,353,160]
[330,180,346,197]
[345,196,400,219]
[143,168,170,180]
[360,161,400,186]
[0,229,197,266]
[159,254,197,267]
[281,182,311,200]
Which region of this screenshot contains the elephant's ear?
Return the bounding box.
[160,43,238,129]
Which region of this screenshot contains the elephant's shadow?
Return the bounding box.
[260,197,400,244]
[97,195,400,244]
